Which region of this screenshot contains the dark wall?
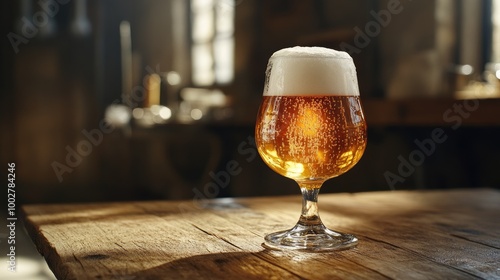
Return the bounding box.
[1,0,498,206]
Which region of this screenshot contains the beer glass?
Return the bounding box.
[255,46,367,251]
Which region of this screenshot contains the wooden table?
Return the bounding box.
[22,189,500,279]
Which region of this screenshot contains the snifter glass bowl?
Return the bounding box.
[255,46,367,251]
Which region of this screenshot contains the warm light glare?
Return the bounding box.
[458,64,474,75]
[285,161,305,177]
[337,151,355,169]
[105,104,131,127]
[132,108,144,119]
[191,108,203,120]
[166,71,181,86]
[159,107,172,119]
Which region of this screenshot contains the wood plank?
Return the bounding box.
[22,189,500,279]
[319,190,500,279]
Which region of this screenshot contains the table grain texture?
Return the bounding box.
[22,189,500,280]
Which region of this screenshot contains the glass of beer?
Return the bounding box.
[255,46,367,251]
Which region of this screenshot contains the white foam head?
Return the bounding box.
[263,46,359,96]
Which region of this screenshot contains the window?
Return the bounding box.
[191,0,235,86]
[493,0,500,62]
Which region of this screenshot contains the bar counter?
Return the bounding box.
[22,188,500,279]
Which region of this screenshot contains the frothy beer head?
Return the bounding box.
[264,46,359,96]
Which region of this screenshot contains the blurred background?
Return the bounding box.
[1,0,500,206]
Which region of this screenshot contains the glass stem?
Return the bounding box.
[298,182,324,227]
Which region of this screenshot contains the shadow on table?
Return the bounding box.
[124,248,374,280]
[133,251,291,279]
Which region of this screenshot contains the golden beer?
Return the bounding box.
[255,46,365,251]
[256,95,366,182]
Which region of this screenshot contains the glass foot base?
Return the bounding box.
[263,224,358,252]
